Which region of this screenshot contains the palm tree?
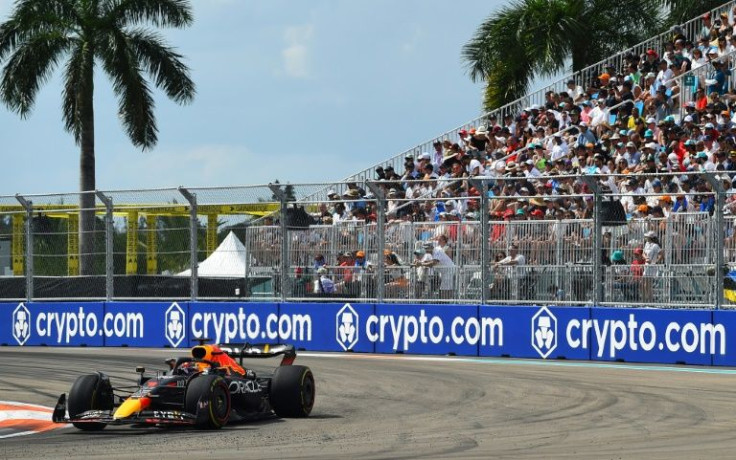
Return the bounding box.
[463,0,718,111]
[662,0,727,26]
[0,0,195,275]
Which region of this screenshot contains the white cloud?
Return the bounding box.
[402,26,424,53]
[282,25,314,78]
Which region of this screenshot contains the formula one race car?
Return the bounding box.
[51,341,315,430]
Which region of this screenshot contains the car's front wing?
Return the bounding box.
[51,394,197,426]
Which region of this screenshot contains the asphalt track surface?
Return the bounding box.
[2,348,736,459]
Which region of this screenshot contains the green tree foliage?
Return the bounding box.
[0,0,196,275]
[463,0,724,111]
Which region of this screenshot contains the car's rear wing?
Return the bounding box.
[219,343,296,366]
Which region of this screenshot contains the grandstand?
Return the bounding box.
[2,3,736,309]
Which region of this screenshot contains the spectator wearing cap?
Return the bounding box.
[523,159,541,178]
[623,141,642,167]
[417,241,455,299]
[619,178,642,213]
[575,121,597,148]
[641,230,662,302]
[566,79,584,103]
[657,195,673,216]
[705,56,728,95]
[699,13,713,42]
[641,49,660,74]
[549,133,569,162]
[589,98,608,129]
[725,150,736,176]
[684,100,700,121]
[412,243,433,298]
[315,267,335,295]
[655,59,674,92]
[672,191,690,213]
[718,108,733,128]
[652,86,673,122]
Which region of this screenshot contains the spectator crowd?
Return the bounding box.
[310,11,736,229]
[257,11,736,304]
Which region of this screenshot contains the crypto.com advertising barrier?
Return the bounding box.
[478,306,591,360]
[279,303,374,353]
[0,302,731,367]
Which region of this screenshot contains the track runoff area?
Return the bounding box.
[3,347,736,459]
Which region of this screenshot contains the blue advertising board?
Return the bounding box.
[103,302,183,348]
[372,303,479,355]
[588,308,715,365]
[478,305,590,360]
[0,301,733,369]
[0,302,21,346]
[6,302,106,347]
[187,302,279,346]
[279,302,374,353]
[709,310,733,366]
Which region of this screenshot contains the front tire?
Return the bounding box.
[185,375,231,429]
[270,365,315,417]
[67,374,113,431]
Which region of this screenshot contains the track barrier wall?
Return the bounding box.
[1,302,735,366]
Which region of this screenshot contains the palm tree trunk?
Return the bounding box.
[79,53,95,276]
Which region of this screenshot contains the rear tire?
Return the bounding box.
[270,365,315,417]
[68,374,113,431]
[185,375,231,429]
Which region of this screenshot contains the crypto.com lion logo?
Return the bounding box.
[12,303,31,346]
[336,304,359,351]
[531,306,557,359]
[165,303,186,347]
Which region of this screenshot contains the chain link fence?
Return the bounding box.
[0,174,732,309]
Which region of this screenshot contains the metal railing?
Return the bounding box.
[0,174,732,309]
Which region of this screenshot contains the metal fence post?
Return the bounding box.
[178,187,198,301]
[365,181,386,302]
[268,184,288,302]
[95,191,114,300]
[704,173,725,309]
[469,178,489,304]
[580,177,601,305]
[15,195,33,302]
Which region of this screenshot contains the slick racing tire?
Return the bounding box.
[270,365,315,418]
[68,374,113,431]
[185,375,231,429]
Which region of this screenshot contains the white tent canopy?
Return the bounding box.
[177,231,247,277]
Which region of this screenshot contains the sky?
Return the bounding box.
[0,0,510,195]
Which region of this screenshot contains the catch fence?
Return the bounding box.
[0,174,731,309]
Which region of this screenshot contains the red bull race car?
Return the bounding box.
[51,341,315,430]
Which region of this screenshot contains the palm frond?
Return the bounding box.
[126,28,194,103]
[61,41,91,143]
[0,32,72,117]
[659,0,724,26]
[99,28,157,149]
[0,1,78,61]
[103,0,193,28]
